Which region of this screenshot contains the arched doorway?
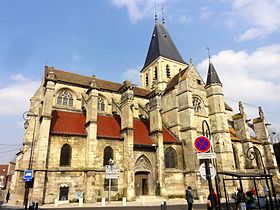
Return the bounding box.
[134,155,152,196]
[135,171,149,196]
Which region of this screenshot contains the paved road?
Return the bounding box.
[0,204,209,210]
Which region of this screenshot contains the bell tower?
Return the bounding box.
[141,22,187,91]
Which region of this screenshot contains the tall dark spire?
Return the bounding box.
[206,60,222,87]
[142,23,186,70]
[206,47,222,86]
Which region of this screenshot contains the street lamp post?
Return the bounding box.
[246,146,279,210]
[22,111,37,210]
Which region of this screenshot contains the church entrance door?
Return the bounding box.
[135,172,149,196]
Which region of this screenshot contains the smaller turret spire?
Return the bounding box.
[205,47,222,87]
[161,5,165,24]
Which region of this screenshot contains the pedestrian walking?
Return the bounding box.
[186,186,194,210]
[236,188,246,210]
[207,189,219,210]
[6,189,10,203]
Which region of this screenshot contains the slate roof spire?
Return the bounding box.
[143,22,186,70]
[206,48,222,87]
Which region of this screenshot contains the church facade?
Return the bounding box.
[12,22,279,204]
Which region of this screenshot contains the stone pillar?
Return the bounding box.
[84,78,99,203]
[119,80,135,201]
[148,89,166,197]
[176,77,198,190]
[233,102,253,169]
[32,70,56,204]
[253,107,279,178]
[205,84,234,171]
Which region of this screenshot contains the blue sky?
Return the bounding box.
[0,0,280,163]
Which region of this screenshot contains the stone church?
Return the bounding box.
[12,21,279,204]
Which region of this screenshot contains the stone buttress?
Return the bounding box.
[84,78,99,202]
[119,80,135,201]
[148,88,167,197]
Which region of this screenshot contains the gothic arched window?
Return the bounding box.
[164,147,177,168]
[154,66,158,80]
[57,90,73,107]
[103,146,113,166]
[232,145,240,169]
[60,144,72,166]
[166,65,171,78]
[98,97,105,112]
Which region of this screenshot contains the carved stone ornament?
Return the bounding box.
[258,106,264,119]
[135,155,152,172]
[192,96,202,112]
[239,101,244,115]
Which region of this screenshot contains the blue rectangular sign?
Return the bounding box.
[23,170,33,182]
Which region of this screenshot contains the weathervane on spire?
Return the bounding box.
[206,47,211,63]
[154,0,158,22]
[161,5,165,24]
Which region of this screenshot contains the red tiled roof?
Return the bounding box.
[50,110,179,144]
[163,127,178,143]
[134,119,154,145]
[97,115,122,139]
[51,110,87,136]
[0,165,8,176]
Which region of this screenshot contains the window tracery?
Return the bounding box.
[57,90,73,107]
[98,97,105,112]
[164,147,177,168]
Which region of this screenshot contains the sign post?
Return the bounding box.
[105,163,120,205]
[194,131,216,210]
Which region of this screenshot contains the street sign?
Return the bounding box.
[23,170,33,182]
[197,152,216,159]
[194,136,211,153]
[105,165,120,179]
[199,163,216,180]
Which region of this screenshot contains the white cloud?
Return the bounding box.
[0,75,40,115]
[111,0,164,23]
[179,14,191,24]
[121,68,140,86]
[197,45,280,123]
[199,6,213,20]
[223,0,280,41]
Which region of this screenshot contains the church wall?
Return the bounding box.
[161,91,179,130]
[43,171,84,204]
[95,138,124,169]
[165,171,185,197]
[48,135,86,169]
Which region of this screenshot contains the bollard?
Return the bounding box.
[54,198,58,207]
[28,204,32,210]
[101,197,106,206]
[122,197,126,206]
[142,196,145,206]
[160,201,164,210]
[78,198,83,207]
[35,202,38,210]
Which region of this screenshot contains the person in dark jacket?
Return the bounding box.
[6,190,10,203]
[236,188,246,210]
[186,186,194,210]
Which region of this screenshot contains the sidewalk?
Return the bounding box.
[2,197,205,208]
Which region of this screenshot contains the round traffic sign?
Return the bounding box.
[199,163,216,180]
[194,136,211,153]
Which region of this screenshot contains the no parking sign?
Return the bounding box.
[194,136,211,153]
